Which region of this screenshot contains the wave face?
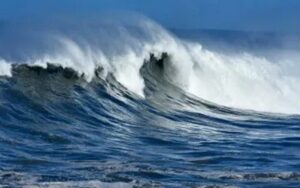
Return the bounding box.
[0,16,300,187]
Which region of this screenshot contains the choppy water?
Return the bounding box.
[0,16,300,187]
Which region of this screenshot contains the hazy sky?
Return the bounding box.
[1,0,300,32]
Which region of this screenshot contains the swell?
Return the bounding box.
[0,17,300,114]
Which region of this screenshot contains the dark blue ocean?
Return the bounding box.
[0,17,300,187]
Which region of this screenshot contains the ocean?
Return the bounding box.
[0,16,299,187]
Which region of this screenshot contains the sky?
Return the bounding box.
[0,0,300,33]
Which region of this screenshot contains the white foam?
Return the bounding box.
[26,180,133,188]
[186,45,300,114]
[0,59,12,77]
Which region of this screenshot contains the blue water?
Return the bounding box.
[0,22,300,187]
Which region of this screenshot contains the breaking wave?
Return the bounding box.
[0,16,300,114]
